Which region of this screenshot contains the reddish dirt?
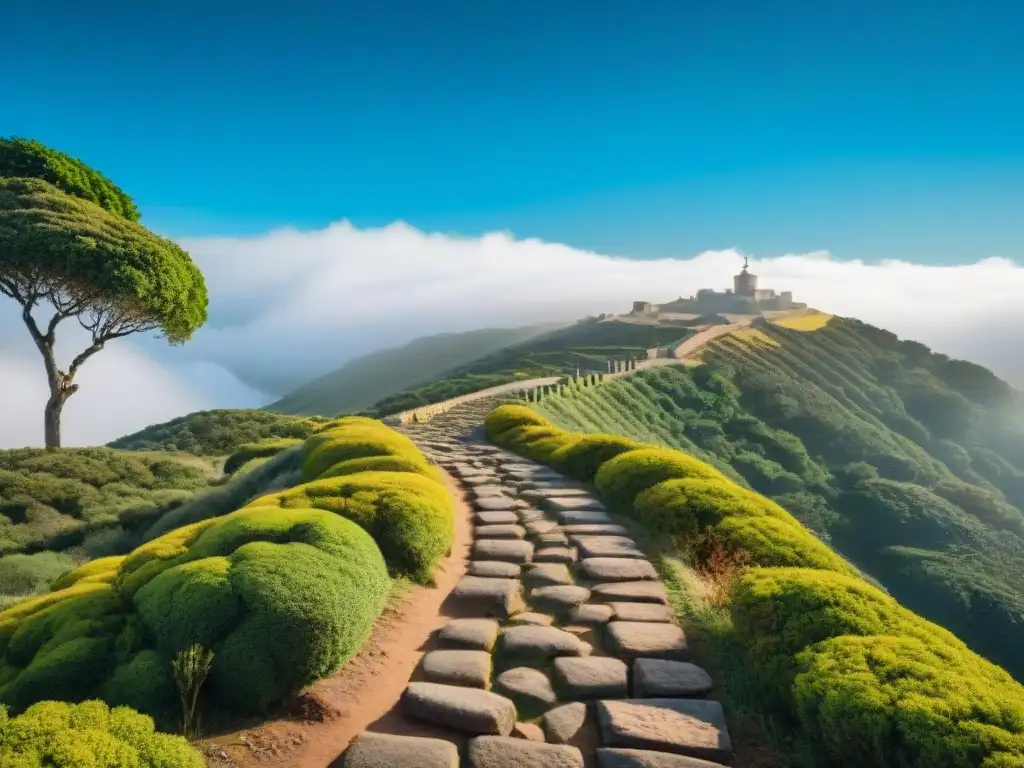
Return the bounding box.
[200,470,472,768]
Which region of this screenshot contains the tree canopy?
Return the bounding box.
[0,137,140,221]
[0,176,207,343]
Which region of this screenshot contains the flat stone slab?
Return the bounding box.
[524,519,559,536]
[533,546,577,564]
[502,626,588,661]
[596,699,731,763]
[523,563,573,587]
[522,487,593,498]
[508,611,554,626]
[530,585,591,613]
[568,603,615,625]
[579,558,658,582]
[469,561,521,579]
[557,510,614,525]
[552,656,628,700]
[534,531,569,545]
[609,602,675,623]
[475,498,523,512]
[476,524,527,539]
[543,702,591,746]
[463,476,501,486]
[403,682,516,736]
[596,749,725,768]
[475,511,519,525]
[544,497,607,512]
[591,581,668,604]
[518,509,548,523]
[633,660,713,698]
[468,737,584,768]
[342,732,459,768]
[420,650,492,688]
[563,524,630,536]
[473,485,512,498]
[438,618,501,651]
[495,667,558,709]
[606,622,690,661]
[574,536,644,559]
[452,576,525,618]
[473,539,534,564]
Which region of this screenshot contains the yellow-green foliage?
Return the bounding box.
[0,507,390,716]
[223,438,302,475]
[634,478,853,573]
[246,470,453,582]
[483,405,550,441]
[485,403,1024,766]
[318,454,446,484]
[794,635,1024,768]
[0,699,204,767]
[594,447,727,511]
[551,434,644,481]
[301,417,429,481]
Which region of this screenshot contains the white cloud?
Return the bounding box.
[3,218,1024,447]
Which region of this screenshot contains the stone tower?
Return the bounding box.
[733,257,757,297]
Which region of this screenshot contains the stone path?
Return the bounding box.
[340,399,732,768]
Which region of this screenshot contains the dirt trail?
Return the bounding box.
[201,471,472,768]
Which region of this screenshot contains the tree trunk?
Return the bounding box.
[44,392,65,449]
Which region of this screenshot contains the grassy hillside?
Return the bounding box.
[533,316,1024,680]
[359,315,694,417]
[270,322,564,416]
[109,408,328,454]
[0,448,218,557]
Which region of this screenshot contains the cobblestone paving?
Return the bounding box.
[340,399,732,768]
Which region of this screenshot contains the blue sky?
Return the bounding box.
[2,0,1022,263]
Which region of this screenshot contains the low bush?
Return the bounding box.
[318,454,445,484]
[551,434,644,481]
[794,635,1024,768]
[594,447,727,512]
[0,551,77,597]
[0,506,390,717]
[301,418,428,481]
[483,405,551,441]
[0,699,204,767]
[246,470,453,582]
[223,438,303,475]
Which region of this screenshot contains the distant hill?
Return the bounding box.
[269,322,566,416]
[358,315,696,417]
[534,315,1024,680]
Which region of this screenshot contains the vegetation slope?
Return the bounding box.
[530,316,1024,681]
[270,322,564,416]
[487,403,1024,767]
[354,315,695,418]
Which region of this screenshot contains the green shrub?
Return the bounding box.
[0,506,390,717]
[223,439,302,475]
[484,405,551,441]
[0,698,204,767]
[551,434,644,481]
[247,470,453,583]
[319,454,445,484]
[301,418,428,480]
[594,448,727,512]
[730,567,963,687]
[793,635,1024,768]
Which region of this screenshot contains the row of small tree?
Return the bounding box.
[520,371,609,403]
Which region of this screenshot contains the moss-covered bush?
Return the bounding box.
[223,438,302,475]
[0,506,390,717]
[246,470,453,582]
[0,699,204,767]
[483,405,551,441]
[594,447,727,512]
[301,418,429,481]
[318,454,445,484]
[552,434,644,481]
[794,635,1024,768]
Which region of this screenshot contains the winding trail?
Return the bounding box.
[337,398,733,768]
